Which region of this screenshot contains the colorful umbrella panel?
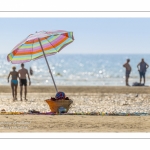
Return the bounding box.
[7,30,74,64]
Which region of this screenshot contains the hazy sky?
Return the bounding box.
[1,18,150,54]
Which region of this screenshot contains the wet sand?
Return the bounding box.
[0,85,150,94]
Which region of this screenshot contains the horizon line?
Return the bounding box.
[2,53,150,55]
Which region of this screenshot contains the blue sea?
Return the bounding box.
[1,54,150,86]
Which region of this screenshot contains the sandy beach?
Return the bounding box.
[0,85,150,132]
[1,115,150,132]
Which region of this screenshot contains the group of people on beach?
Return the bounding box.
[123,58,149,86]
[7,63,31,101]
[7,58,149,101]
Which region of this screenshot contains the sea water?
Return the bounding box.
[1,54,150,86]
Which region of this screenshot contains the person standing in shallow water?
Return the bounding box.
[7,66,19,101]
[18,63,31,101]
[137,58,149,85]
[123,59,132,86]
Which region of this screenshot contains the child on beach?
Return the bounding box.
[7,66,19,101]
[123,59,132,86]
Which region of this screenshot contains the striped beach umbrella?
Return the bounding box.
[7,30,74,92]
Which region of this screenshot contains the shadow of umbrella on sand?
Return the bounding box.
[7,30,74,93]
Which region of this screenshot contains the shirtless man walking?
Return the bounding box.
[123,59,132,86]
[18,63,31,101]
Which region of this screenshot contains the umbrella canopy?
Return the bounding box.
[7,30,74,92]
[7,30,74,64]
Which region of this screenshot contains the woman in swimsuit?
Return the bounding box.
[8,66,19,101]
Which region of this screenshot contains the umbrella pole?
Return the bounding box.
[38,38,58,93]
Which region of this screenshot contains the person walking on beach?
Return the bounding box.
[123,59,132,86]
[18,63,31,101]
[7,66,19,101]
[137,58,149,85]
